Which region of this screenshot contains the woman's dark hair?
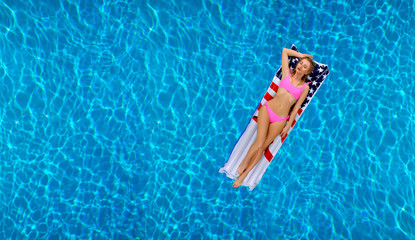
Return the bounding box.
[292,57,315,82]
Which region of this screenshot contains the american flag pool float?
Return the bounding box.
[219,44,330,190]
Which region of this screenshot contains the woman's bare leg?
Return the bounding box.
[236,106,269,176]
[237,142,259,175]
[233,119,286,188]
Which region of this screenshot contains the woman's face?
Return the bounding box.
[296,60,311,74]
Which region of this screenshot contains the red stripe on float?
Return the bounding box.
[264,92,273,101]
[291,120,296,127]
[264,147,273,162]
[270,82,279,92]
[281,134,287,143]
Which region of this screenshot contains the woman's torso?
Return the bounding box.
[267,74,307,117]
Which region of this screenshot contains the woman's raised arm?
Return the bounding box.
[281,48,313,78]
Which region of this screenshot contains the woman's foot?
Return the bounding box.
[232,176,245,188]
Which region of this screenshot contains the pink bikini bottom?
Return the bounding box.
[264,101,289,123]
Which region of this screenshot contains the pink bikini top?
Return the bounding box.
[279,74,310,99]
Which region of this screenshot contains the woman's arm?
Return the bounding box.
[280,85,310,138]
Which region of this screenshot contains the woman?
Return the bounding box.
[233,48,315,188]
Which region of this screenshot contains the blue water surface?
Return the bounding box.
[1,0,414,239]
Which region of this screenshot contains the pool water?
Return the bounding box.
[1,0,414,239]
